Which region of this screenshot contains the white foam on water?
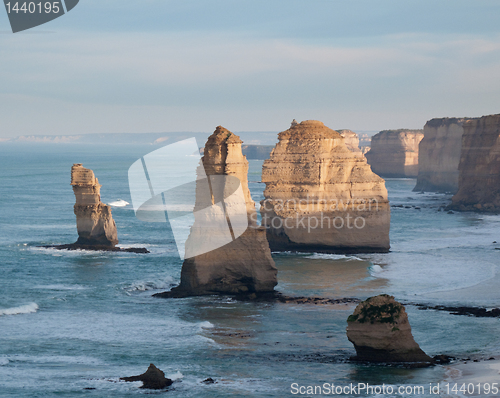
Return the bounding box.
[305,253,363,261]
[125,277,175,292]
[108,199,129,207]
[35,284,86,291]
[199,321,214,329]
[0,303,39,316]
[369,264,385,275]
[0,358,9,366]
[167,371,184,381]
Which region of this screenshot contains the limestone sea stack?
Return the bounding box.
[261,120,390,254]
[337,129,363,157]
[71,164,118,246]
[414,118,472,193]
[450,114,500,212]
[346,295,432,364]
[163,126,278,297]
[365,130,423,178]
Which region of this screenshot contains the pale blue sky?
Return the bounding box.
[1,1,500,137]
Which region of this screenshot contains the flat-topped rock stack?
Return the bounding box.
[260,120,390,254]
[161,126,278,297]
[365,130,424,178]
[450,114,500,212]
[414,118,473,193]
[71,164,119,247]
[346,295,432,364]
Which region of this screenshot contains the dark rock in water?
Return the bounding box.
[447,210,454,214]
[121,364,173,390]
[202,378,216,384]
[40,244,149,253]
[433,354,453,364]
[346,295,432,365]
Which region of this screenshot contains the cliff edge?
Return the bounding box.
[450,114,500,212]
[365,130,423,178]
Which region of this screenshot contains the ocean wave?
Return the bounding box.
[305,253,363,261]
[108,199,129,207]
[0,358,9,366]
[0,303,39,316]
[167,371,184,381]
[199,321,214,329]
[125,278,175,292]
[35,284,86,291]
[369,264,385,275]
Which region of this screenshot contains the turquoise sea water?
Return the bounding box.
[1,143,500,397]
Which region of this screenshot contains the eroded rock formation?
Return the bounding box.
[260,120,390,253]
[365,130,423,178]
[346,295,432,364]
[414,118,472,193]
[71,164,118,246]
[163,126,278,297]
[338,129,363,157]
[450,114,500,212]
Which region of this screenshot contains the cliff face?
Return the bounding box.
[337,129,363,157]
[71,164,118,247]
[346,295,432,363]
[414,118,471,193]
[365,130,423,178]
[169,126,278,296]
[450,114,500,212]
[261,120,390,253]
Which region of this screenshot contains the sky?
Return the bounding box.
[1,0,500,138]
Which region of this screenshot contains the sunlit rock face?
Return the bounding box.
[71,164,118,247]
[337,129,363,157]
[365,130,423,178]
[450,114,500,212]
[169,126,278,297]
[261,120,390,254]
[346,295,432,364]
[414,118,473,193]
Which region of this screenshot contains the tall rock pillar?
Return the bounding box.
[71,164,119,247]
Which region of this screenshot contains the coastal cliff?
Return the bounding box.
[260,120,390,254]
[414,118,471,193]
[71,164,118,247]
[450,114,500,212]
[365,130,423,178]
[164,126,278,297]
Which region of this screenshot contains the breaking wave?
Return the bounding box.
[0,303,39,316]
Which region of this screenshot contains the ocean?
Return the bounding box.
[1,143,500,397]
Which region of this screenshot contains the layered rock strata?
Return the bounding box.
[346,295,432,364]
[414,118,471,193]
[450,114,500,212]
[337,129,363,157]
[42,164,148,253]
[365,130,423,178]
[71,164,118,246]
[164,126,278,297]
[260,120,390,253]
